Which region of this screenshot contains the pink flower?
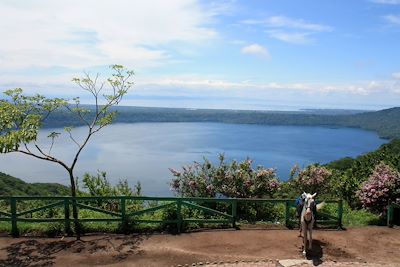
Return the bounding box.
[188,180,197,188]
[206,184,214,192]
[171,179,180,189]
[358,163,400,211]
[169,168,181,176]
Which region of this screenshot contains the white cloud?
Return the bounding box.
[241,44,270,58]
[2,73,400,111]
[393,72,400,80]
[241,16,332,44]
[383,14,400,25]
[264,16,332,32]
[371,0,400,4]
[134,76,400,96]
[242,16,332,32]
[3,71,400,98]
[0,0,217,71]
[266,31,312,44]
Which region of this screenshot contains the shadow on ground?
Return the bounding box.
[306,240,324,266]
[305,238,355,266]
[0,235,148,267]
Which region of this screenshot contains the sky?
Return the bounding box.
[1,0,400,110]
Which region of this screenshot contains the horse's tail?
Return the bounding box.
[316,201,325,211]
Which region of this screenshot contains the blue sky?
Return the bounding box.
[1,0,400,110]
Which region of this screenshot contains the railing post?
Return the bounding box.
[387,201,394,228]
[285,200,290,228]
[177,198,182,234]
[10,198,18,237]
[231,199,237,229]
[121,197,127,233]
[338,199,343,230]
[71,197,80,238]
[64,198,71,236]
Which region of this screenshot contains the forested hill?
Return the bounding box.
[44,106,400,139]
[0,172,69,196]
[324,139,400,205]
[328,139,400,174]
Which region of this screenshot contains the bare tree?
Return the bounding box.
[0,64,134,238]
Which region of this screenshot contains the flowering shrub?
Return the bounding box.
[358,163,400,213]
[169,154,280,198]
[290,164,332,194]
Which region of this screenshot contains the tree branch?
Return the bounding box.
[67,130,81,148]
[33,142,56,160]
[70,129,93,171]
[13,148,70,171]
[48,137,55,155]
[65,105,91,127]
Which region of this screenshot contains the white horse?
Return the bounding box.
[300,192,324,256]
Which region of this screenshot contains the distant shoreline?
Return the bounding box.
[42,106,400,139]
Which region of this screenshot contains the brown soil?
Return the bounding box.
[0,227,399,267]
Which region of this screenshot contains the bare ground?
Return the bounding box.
[0,226,399,267]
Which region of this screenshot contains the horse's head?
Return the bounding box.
[303,192,316,221]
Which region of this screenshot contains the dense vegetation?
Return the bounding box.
[0,172,69,196]
[1,139,399,235]
[43,106,400,139]
[1,126,400,236]
[0,171,142,198]
[168,139,400,227]
[326,139,400,206]
[169,154,280,198]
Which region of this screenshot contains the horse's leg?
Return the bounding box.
[302,223,307,256]
[309,223,313,250]
[299,218,302,237]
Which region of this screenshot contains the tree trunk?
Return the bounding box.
[69,170,81,240]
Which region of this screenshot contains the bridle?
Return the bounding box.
[303,197,314,223]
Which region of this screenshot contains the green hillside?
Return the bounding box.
[43,106,400,139]
[328,139,400,175]
[333,108,400,139]
[326,139,400,205]
[0,172,69,196]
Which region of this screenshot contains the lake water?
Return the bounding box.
[0,123,387,196]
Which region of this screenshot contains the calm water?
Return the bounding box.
[0,123,387,196]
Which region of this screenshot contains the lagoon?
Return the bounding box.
[0,123,387,196]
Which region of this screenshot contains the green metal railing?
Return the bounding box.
[387,202,400,227]
[0,196,343,237]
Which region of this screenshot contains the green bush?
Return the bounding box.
[236,202,282,224]
[319,201,383,227]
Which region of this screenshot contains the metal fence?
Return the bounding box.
[0,196,343,237]
[387,202,400,227]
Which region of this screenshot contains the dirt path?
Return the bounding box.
[0,227,399,267]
